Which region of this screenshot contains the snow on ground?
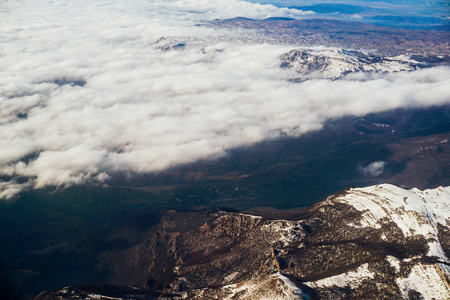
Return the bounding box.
[386,255,401,272]
[261,220,304,245]
[396,263,450,300]
[304,263,375,289]
[219,272,304,300]
[335,184,450,260]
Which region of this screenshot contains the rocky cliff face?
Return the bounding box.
[35,184,450,299]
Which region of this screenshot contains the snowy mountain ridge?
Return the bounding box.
[154,36,445,81]
[280,49,427,79]
[328,184,450,260]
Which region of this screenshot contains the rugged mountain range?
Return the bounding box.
[280,49,435,79]
[207,18,450,56]
[156,18,450,80]
[35,184,450,299]
[5,17,450,300]
[155,35,447,79]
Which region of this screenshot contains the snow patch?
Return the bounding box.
[396,263,450,299]
[305,263,375,289]
[335,184,450,261]
[261,220,304,245]
[386,255,400,273]
[276,272,303,294]
[221,272,305,300]
[240,213,263,220]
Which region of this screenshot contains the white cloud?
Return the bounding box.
[0,0,449,199]
[0,181,30,201]
[350,14,363,19]
[359,161,386,177]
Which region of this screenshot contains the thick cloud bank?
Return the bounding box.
[1,0,449,199]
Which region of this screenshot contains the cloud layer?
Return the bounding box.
[1,0,449,199]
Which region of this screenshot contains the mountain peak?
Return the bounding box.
[280,48,438,79]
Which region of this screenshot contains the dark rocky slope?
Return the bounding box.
[35,184,450,299]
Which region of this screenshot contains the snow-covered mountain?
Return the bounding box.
[301,184,450,299]
[34,184,450,299]
[280,49,426,79]
[154,35,445,81]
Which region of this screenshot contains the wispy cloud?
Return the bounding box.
[359,161,386,177]
[0,0,449,199]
